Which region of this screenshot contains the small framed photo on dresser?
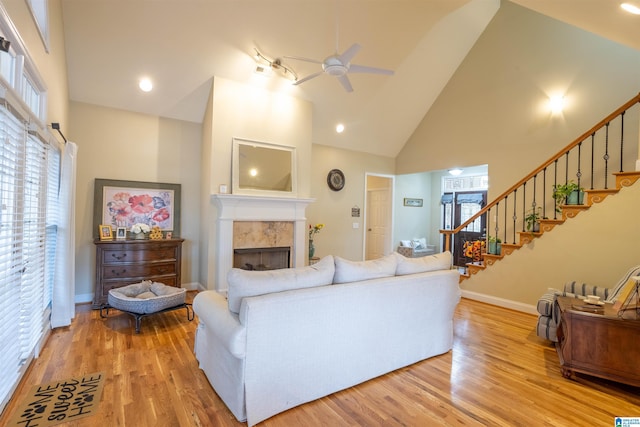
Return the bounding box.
[99,225,113,241]
[165,231,173,239]
[115,227,127,240]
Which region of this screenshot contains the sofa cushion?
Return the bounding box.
[400,239,412,247]
[395,251,451,276]
[333,254,397,284]
[227,255,335,314]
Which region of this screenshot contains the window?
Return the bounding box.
[25,0,49,52]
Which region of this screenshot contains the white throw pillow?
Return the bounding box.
[400,240,412,247]
[333,254,398,284]
[227,255,335,314]
[395,251,452,275]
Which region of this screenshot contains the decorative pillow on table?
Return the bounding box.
[333,253,398,284]
[395,251,452,275]
[227,255,335,314]
[411,238,428,250]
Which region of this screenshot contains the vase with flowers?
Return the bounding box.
[130,223,151,240]
[308,223,324,258]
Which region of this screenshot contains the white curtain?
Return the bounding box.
[51,142,78,328]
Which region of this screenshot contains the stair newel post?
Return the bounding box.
[619,110,625,173]
[604,121,610,189]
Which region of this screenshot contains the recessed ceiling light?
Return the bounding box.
[621,3,640,14]
[138,78,153,92]
[336,123,345,133]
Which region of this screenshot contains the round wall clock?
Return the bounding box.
[327,169,345,191]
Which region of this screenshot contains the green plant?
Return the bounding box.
[552,181,584,212]
[524,207,542,231]
[487,236,502,243]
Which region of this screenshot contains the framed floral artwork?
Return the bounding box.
[93,179,181,239]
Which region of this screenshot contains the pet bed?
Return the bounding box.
[102,280,193,333]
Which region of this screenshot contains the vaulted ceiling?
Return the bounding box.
[60,0,640,157]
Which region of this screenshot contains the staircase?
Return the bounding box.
[441,93,640,283]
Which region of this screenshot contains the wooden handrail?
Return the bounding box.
[440,92,640,251]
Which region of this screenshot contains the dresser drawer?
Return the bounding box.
[101,248,177,264]
[102,261,177,279]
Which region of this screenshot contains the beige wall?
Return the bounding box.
[396,1,640,308]
[71,102,202,301]
[394,172,433,246]
[308,144,395,261]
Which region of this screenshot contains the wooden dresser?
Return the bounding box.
[93,239,184,308]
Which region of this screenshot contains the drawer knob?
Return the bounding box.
[112,253,127,261]
[111,269,127,276]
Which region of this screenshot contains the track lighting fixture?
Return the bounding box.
[254,48,298,82]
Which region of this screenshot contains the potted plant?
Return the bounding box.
[553,181,584,212]
[524,207,542,232]
[487,236,502,255]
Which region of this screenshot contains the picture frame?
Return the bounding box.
[403,198,423,207]
[165,231,173,240]
[115,227,127,240]
[93,179,181,239]
[99,225,113,241]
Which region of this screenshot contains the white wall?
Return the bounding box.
[200,77,313,290]
[394,173,433,246]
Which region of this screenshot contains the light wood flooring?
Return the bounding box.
[1,293,639,426]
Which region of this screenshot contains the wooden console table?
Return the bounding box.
[93,239,184,308]
[555,296,640,387]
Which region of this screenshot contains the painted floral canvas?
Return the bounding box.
[102,186,175,231]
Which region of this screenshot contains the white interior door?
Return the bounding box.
[366,188,391,260]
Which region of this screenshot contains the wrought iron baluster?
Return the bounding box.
[620,111,625,173]
[512,189,517,244]
[590,132,595,190]
[604,122,610,189]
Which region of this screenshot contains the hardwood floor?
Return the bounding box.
[1,293,638,426]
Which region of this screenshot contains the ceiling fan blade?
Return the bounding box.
[337,75,353,92]
[284,55,323,65]
[293,71,324,86]
[339,43,361,64]
[348,64,394,75]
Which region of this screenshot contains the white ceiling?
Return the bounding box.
[60,0,640,157]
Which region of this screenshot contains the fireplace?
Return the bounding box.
[212,194,314,292]
[234,247,291,270]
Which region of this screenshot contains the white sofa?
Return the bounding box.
[193,251,460,426]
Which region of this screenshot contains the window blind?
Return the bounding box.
[0,102,58,411]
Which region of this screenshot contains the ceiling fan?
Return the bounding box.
[286,38,393,92]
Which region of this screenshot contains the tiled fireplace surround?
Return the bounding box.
[212,194,314,292]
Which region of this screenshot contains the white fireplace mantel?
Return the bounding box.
[211,194,314,291]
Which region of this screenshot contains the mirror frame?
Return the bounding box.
[231,137,297,197]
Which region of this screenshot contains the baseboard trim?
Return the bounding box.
[461,290,538,315]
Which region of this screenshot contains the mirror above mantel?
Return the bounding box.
[231,137,297,197]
